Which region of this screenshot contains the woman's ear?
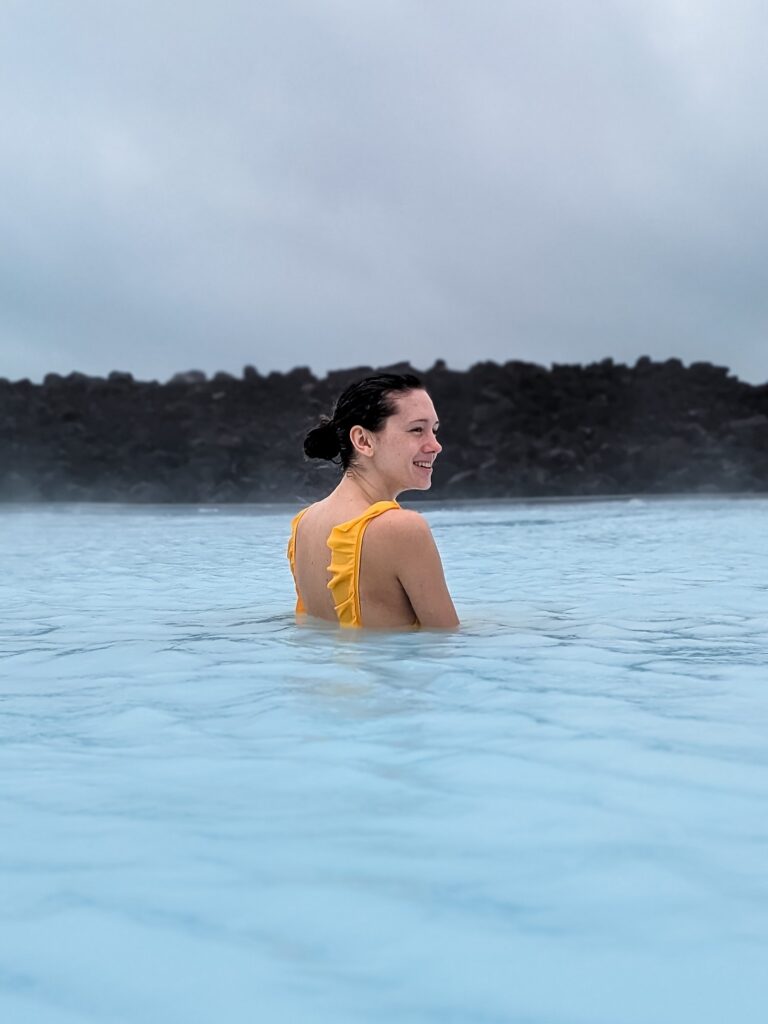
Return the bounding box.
[349,424,374,459]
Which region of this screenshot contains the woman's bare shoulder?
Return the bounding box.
[369,507,457,626]
[296,497,345,531]
[367,507,433,547]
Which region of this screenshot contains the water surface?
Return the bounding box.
[2,498,767,1023]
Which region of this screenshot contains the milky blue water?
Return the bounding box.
[2,498,767,1024]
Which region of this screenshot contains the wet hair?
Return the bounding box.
[304,373,424,470]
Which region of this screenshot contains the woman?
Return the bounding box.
[287,373,459,629]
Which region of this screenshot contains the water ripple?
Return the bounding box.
[1,499,768,1023]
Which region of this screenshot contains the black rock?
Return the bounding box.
[1,358,767,502]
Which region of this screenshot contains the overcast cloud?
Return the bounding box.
[2,0,767,383]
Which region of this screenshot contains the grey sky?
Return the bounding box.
[2,0,767,384]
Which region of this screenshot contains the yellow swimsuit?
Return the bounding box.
[287,501,401,627]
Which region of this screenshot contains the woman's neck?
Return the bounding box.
[338,470,397,506]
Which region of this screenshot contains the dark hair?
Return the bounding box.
[304,373,423,469]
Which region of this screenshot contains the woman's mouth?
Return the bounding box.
[414,461,433,471]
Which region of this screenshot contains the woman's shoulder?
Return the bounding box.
[292,498,329,523]
[366,505,431,540]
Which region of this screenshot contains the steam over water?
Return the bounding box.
[2,499,767,1023]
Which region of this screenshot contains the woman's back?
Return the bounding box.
[289,498,419,628]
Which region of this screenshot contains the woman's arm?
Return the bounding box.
[390,510,459,628]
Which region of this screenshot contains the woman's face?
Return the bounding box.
[373,389,442,491]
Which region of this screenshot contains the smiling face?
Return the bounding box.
[371,388,442,493]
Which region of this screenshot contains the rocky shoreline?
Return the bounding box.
[2,357,767,502]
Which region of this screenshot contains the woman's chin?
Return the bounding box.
[398,478,433,494]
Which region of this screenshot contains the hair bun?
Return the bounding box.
[303,418,341,461]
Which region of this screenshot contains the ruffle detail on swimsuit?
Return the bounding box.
[326,501,400,627]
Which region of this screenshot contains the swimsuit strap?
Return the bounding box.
[287,506,310,615]
[326,501,400,627]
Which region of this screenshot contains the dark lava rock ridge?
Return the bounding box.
[1,356,767,502]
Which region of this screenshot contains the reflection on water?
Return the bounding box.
[1,499,767,1023]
